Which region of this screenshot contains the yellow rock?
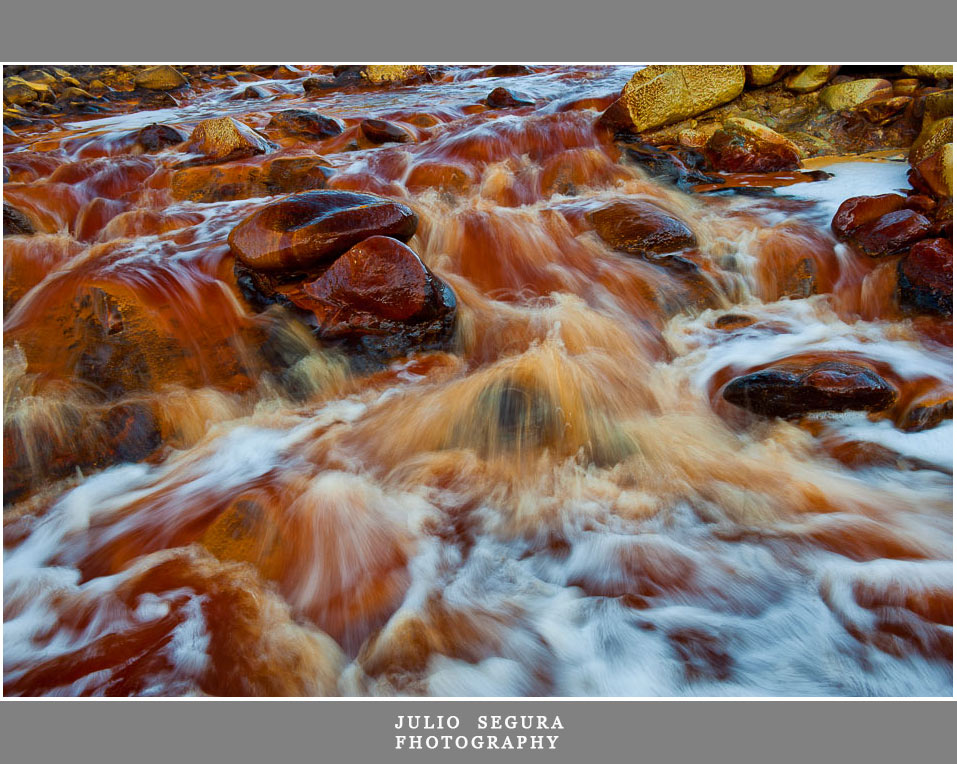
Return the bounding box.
[746,65,788,87]
[784,65,840,93]
[362,65,428,84]
[902,65,953,80]
[134,65,187,91]
[915,143,952,198]
[619,65,746,132]
[910,117,954,165]
[922,89,953,128]
[56,87,95,102]
[185,116,275,163]
[820,79,892,111]
[3,82,38,106]
[722,116,800,151]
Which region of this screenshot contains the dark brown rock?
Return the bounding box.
[850,209,934,257]
[230,85,269,100]
[587,200,696,256]
[898,238,953,317]
[486,65,533,77]
[485,87,534,109]
[4,202,36,236]
[135,123,187,153]
[832,194,907,240]
[228,190,418,273]
[359,119,413,145]
[723,361,897,417]
[267,109,343,140]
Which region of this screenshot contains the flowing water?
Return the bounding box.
[3,65,952,696]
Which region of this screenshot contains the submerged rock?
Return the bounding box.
[171,155,334,203]
[293,235,457,355]
[587,200,697,256]
[723,361,897,417]
[898,238,953,317]
[3,203,37,236]
[228,189,418,273]
[135,123,187,153]
[183,116,276,165]
[359,119,413,145]
[485,87,534,109]
[267,109,343,140]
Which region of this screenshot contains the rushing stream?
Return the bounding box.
[3,65,952,696]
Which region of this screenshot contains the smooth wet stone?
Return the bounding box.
[898,238,953,317]
[723,361,897,417]
[303,76,336,93]
[587,200,697,256]
[405,161,476,195]
[135,123,187,153]
[230,85,269,100]
[745,65,792,87]
[856,95,912,125]
[485,87,534,108]
[819,79,892,111]
[3,81,39,106]
[832,194,907,240]
[705,117,801,172]
[183,116,276,165]
[849,209,934,257]
[171,155,334,203]
[902,65,953,80]
[267,109,343,140]
[614,65,745,132]
[359,118,413,144]
[228,189,418,273]
[295,236,457,352]
[784,65,841,93]
[914,143,953,199]
[134,65,187,91]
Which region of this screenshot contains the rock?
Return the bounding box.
[784,65,841,93]
[359,118,413,144]
[832,194,907,239]
[406,161,476,195]
[230,85,268,100]
[745,66,792,87]
[615,65,746,133]
[819,79,892,111]
[183,116,276,165]
[902,65,953,80]
[723,361,897,417]
[920,90,952,128]
[847,209,934,257]
[135,123,187,153]
[361,65,430,85]
[856,95,912,125]
[228,190,418,273]
[134,65,187,91]
[171,155,334,203]
[267,109,343,140]
[899,389,953,432]
[909,117,953,165]
[898,238,953,317]
[303,76,336,93]
[485,87,534,108]
[894,79,921,96]
[587,200,696,256]
[705,117,801,172]
[3,202,36,235]
[3,81,38,106]
[914,143,953,199]
[486,65,533,77]
[294,235,457,354]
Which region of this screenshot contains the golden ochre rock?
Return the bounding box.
[915,143,953,199]
[784,65,840,93]
[922,90,953,128]
[134,65,187,91]
[618,65,746,133]
[820,79,892,111]
[902,65,953,80]
[361,65,429,84]
[745,65,791,87]
[910,117,953,166]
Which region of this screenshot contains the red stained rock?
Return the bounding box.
[722,361,898,417]
[485,87,534,109]
[294,235,457,356]
[171,156,334,203]
[832,194,907,240]
[587,200,696,256]
[405,161,476,195]
[266,109,343,140]
[850,209,934,257]
[898,238,953,317]
[705,119,801,172]
[228,190,418,273]
[183,116,276,165]
[359,119,413,145]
